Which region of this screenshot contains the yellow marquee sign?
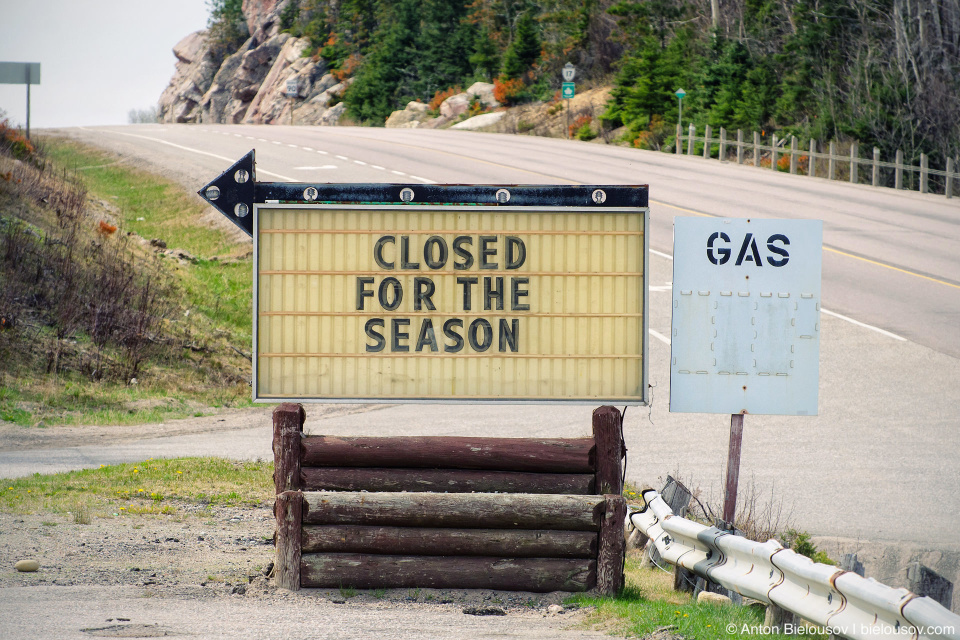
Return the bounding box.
[254,200,648,404]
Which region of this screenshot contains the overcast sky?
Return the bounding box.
[0,0,210,128]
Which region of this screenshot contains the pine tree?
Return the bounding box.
[470,26,500,81]
[501,12,541,79]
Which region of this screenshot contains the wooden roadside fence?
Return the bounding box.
[272,403,627,594]
[676,123,958,199]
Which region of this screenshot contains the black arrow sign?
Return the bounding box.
[198,149,650,238]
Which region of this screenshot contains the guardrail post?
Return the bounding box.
[753,131,760,167]
[789,136,798,174]
[771,135,779,171]
[273,403,304,494]
[829,141,837,180]
[872,147,880,187]
[687,123,695,156]
[920,153,929,193]
[676,124,682,155]
[809,139,816,177]
[704,125,712,159]
[850,141,859,183]
[737,129,744,164]
[895,149,904,189]
[719,127,727,161]
[947,158,955,198]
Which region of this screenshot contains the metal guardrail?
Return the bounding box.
[628,489,960,640]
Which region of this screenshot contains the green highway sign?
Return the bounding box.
[561,82,575,99]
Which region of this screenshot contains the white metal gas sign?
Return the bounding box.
[670,217,823,416]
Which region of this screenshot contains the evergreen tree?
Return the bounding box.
[414,0,476,97]
[470,26,500,81]
[343,0,420,123]
[501,12,541,79]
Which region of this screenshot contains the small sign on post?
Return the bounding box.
[670,217,823,528]
[561,82,575,100]
[0,62,41,139]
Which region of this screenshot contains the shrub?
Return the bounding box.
[569,114,593,139]
[493,77,525,106]
[0,120,36,160]
[429,86,461,113]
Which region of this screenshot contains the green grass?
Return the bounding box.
[41,139,239,259]
[571,556,828,640]
[0,373,252,428]
[0,137,255,427]
[0,457,273,518]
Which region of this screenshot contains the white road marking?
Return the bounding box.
[302,147,313,151]
[234,134,242,137]
[294,165,337,170]
[354,160,367,165]
[287,144,298,148]
[391,170,406,176]
[257,138,268,142]
[371,165,385,170]
[316,150,328,155]
[820,308,906,341]
[272,140,283,145]
[79,128,298,182]
[649,329,672,345]
[409,175,437,184]
[335,155,349,160]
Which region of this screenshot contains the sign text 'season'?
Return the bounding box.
[358,235,529,353]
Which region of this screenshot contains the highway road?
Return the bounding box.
[30,124,960,556]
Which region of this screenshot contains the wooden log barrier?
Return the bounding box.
[301,435,595,473]
[302,525,597,558]
[273,404,304,494]
[301,554,596,592]
[301,492,605,531]
[273,404,628,594]
[300,467,595,494]
[274,490,302,591]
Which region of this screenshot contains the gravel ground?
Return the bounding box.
[0,504,611,639]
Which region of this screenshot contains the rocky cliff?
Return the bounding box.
[158,0,346,126]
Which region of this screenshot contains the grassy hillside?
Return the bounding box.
[0,127,254,427]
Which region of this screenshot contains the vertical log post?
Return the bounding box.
[687,123,695,156]
[790,136,798,174]
[920,153,929,194]
[872,147,880,186]
[771,135,779,171]
[737,129,744,165]
[896,149,904,189]
[947,158,955,199]
[597,495,626,595]
[703,125,712,159]
[721,413,745,525]
[829,141,837,180]
[719,127,727,161]
[676,124,682,155]
[275,490,303,591]
[809,139,816,177]
[753,131,760,167]
[850,141,859,184]
[592,406,623,495]
[273,403,304,495]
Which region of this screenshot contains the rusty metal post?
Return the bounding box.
[722,413,744,525]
